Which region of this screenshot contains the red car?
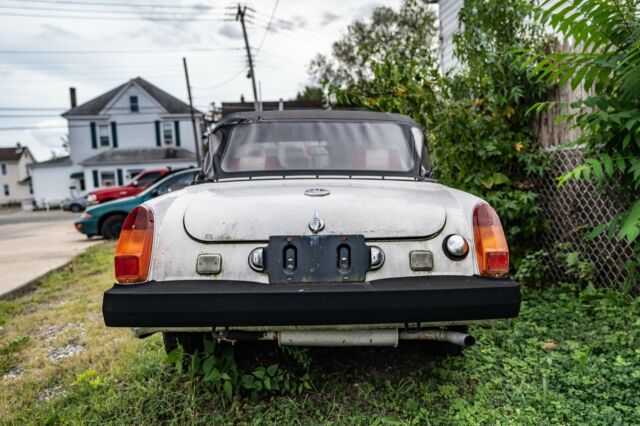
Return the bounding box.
[86,169,170,204]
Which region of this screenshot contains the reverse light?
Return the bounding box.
[472,203,509,277]
[249,247,265,272]
[114,206,154,283]
[443,234,469,259]
[369,246,385,270]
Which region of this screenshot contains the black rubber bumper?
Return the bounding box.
[102,276,520,327]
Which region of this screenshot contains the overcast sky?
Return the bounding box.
[0,0,402,160]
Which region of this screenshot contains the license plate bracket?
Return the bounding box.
[265,235,370,284]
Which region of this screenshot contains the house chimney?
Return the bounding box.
[69,87,77,108]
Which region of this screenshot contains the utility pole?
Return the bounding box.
[182,57,202,166]
[236,4,259,111]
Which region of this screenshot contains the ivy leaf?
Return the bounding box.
[223,381,233,400]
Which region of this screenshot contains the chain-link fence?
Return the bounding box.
[537,146,635,291]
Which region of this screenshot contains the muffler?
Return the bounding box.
[269,329,476,347]
[277,330,399,347]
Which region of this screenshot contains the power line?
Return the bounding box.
[2,0,226,10]
[0,4,225,17]
[254,0,279,57]
[0,47,242,54]
[0,11,228,21]
[192,67,249,91]
[0,119,206,132]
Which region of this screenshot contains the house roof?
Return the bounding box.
[30,155,72,169]
[62,77,202,117]
[0,145,33,162]
[79,147,196,166]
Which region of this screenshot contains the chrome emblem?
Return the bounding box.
[304,188,330,197]
[308,209,325,234]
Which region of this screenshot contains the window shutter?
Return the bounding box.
[90,122,97,149]
[174,121,181,147]
[111,122,118,148]
[155,121,161,147]
[117,168,123,185]
[92,170,99,188]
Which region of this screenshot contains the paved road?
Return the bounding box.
[0,210,101,298]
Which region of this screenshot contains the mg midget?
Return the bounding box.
[102,110,520,355]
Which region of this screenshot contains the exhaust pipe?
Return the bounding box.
[277,330,399,347]
[264,329,476,348]
[399,330,476,347]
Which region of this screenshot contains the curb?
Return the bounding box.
[0,261,72,301]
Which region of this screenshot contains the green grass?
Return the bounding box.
[1,243,639,425]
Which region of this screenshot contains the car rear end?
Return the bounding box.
[102,181,520,351]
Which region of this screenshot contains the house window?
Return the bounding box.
[126,169,144,181]
[162,122,174,145]
[3,184,9,196]
[0,163,6,175]
[100,171,116,187]
[130,96,139,112]
[29,182,33,194]
[98,124,110,147]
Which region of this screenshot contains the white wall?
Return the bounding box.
[439,0,464,74]
[31,165,81,208]
[68,81,201,164]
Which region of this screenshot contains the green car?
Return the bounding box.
[75,168,199,239]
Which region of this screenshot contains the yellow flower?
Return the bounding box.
[505,106,515,118]
[515,142,524,152]
[393,86,408,96]
[366,98,377,106]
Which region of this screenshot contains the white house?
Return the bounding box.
[31,77,203,208]
[0,143,35,207]
[438,0,464,74]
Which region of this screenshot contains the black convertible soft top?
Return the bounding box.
[219,109,419,126]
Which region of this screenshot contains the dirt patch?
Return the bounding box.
[37,385,66,403]
[2,367,23,381]
[47,341,86,361]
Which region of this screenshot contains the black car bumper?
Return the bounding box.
[102,276,520,328]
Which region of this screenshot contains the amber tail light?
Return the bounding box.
[114,206,154,283]
[472,202,509,278]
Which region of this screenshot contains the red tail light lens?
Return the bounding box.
[114,206,154,283]
[472,203,509,277]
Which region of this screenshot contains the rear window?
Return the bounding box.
[220,121,414,174]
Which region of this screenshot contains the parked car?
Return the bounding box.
[75,168,198,240]
[102,110,520,355]
[62,196,87,213]
[86,168,170,204]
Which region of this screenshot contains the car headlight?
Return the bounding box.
[87,194,97,203]
[80,212,92,219]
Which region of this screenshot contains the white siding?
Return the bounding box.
[439,0,464,74]
[31,165,81,208]
[68,81,201,164]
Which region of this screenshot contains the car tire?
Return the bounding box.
[162,332,209,355]
[69,204,82,213]
[101,214,126,240]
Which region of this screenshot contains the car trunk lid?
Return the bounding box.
[182,180,446,242]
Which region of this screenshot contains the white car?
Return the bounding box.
[103,110,520,355]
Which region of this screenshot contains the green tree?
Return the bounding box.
[294,86,324,101]
[309,0,438,87]
[324,0,550,262]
